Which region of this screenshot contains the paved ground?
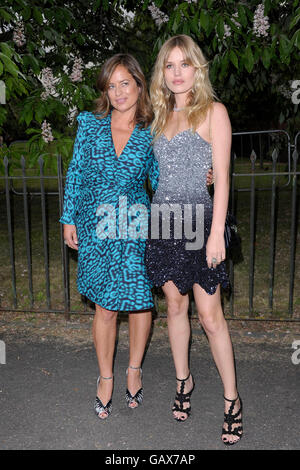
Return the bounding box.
[0,313,299,451]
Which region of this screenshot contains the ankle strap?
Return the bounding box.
[128,365,141,371]
[100,375,113,380]
[126,365,142,377]
[126,366,143,374]
[223,394,239,403]
[176,372,191,382]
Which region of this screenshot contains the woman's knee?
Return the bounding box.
[162,282,189,319]
[95,306,118,323]
[198,308,225,335]
[166,298,189,319]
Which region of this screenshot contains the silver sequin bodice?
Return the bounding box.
[152,130,213,208]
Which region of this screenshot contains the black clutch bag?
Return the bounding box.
[224,213,240,250]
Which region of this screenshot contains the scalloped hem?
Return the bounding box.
[150,276,230,296]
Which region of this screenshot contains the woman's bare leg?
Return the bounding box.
[93,304,118,418]
[162,281,193,420]
[193,283,241,443]
[127,310,152,408]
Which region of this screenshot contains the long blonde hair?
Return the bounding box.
[150,35,217,138]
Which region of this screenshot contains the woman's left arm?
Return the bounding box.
[206,102,232,268]
[148,148,159,193]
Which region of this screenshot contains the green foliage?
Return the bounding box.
[0,0,299,163]
[0,0,130,165]
[137,0,300,132]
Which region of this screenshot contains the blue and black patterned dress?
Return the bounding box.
[60,111,159,312]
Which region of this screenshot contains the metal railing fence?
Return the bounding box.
[0,130,299,320]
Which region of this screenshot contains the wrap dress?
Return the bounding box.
[60,111,159,311]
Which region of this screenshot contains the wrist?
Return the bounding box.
[210,226,225,235]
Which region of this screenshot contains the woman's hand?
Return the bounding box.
[206,168,214,186]
[63,224,78,250]
[206,231,225,269]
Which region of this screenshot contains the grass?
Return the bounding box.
[0,160,299,319]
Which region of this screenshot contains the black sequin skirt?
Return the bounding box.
[145,212,229,296]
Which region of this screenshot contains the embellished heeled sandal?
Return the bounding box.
[94,375,113,420]
[172,372,195,422]
[125,365,143,409]
[222,394,243,445]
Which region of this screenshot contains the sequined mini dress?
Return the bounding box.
[145,129,229,295]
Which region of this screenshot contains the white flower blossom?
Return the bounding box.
[39,68,57,101]
[40,91,48,101]
[221,12,241,40]
[41,120,54,143]
[67,106,78,125]
[277,85,291,100]
[13,21,26,47]
[70,57,84,83]
[232,12,241,28]
[223,24,232,39]
[277,82,293,100]
[253,3,270,38]
[148,3,169,27]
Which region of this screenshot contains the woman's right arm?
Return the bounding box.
[59,113,87,249]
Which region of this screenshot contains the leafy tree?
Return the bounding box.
[0,1,134,143]
[132,0,300,132]
[0,0,299,165]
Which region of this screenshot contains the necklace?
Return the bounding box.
[173,106,185,112]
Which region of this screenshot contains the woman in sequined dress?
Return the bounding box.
[145,35,243,445]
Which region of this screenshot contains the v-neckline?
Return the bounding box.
[109,112,136,160]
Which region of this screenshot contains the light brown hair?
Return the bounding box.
[94,53,153,128]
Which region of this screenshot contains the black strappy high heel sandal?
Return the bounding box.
[222,394,243,445]
[172,372,195,422]
[125,365,143,409]
[94,375,113,420]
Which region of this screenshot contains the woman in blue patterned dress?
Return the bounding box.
[60,54,159,419]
